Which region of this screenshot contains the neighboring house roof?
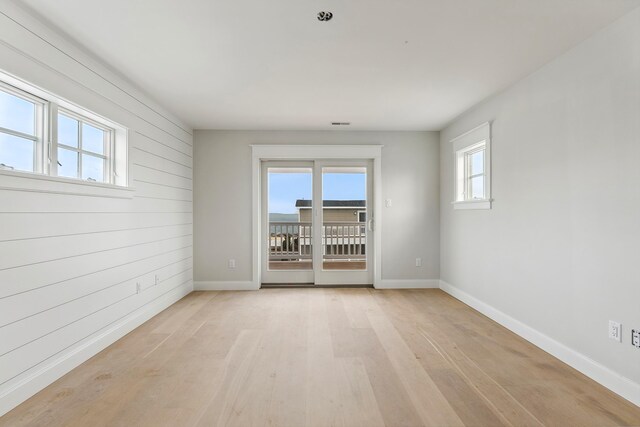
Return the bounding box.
[296,199,365,208]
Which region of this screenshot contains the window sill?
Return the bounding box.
[0,169,135,199]
[452,199,492,210]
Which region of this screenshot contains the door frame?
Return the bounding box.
[260,161,315,284]
[251,144,383,288]
[313,159,374,285]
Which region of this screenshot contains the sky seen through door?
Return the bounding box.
[269,172,365,214]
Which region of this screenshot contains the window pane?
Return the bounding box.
[470,150,484,175]
[82,154,104,182]
[58,114,79,148]
[322,167,367,271]
[268,168,313,271]
[82,123,104,154]
[0,133,34,172]
[58,148,78,178]
[0,89,35,135]
[470,176,484,199]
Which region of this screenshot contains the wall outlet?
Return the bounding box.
[632,330,640,348]
[228,259,236,269]
[155,275,159,286]
[415,258,422,267]
[385,199,392,208]
[609,320,621,342]
[136,282,141,294]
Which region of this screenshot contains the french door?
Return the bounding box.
[261,159,374,285]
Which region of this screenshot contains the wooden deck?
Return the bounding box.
[269,260,366,270]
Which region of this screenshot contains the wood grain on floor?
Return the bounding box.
[1,289,639,427]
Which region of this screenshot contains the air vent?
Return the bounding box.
[317,11,333,22]
[331,122,350,126]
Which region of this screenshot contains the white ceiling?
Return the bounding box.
[17,0,640,130]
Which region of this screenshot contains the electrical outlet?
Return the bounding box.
[609,320,621,342]
[632,330,640,348]
[136,282,141,294]
[155,274,159,285]
[415,258,422,267]
[385,199,392,208]
[228,259,236,269]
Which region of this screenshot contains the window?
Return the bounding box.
[56,111,112,183]
[0,74,127,188]
[452,122,491,209]
[0,82,45,173]
[461,142,486,200]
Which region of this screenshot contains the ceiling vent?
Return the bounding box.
[317,11,333,22]
[331,122,350,126]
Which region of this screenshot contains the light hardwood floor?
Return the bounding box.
[2,289,639,426]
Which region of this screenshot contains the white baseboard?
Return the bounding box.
[375,279,440,289]
[194,280,259,291]
[0,282,192,417]
[439,280,640,407]
[194,280,439,290]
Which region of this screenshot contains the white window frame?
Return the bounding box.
[0,71,131,198]
[0,80,47,174]
[54,107,114,183]
[451,122,492,210]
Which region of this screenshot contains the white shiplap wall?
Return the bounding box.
[0,2,193,415]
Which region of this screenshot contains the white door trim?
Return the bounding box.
[313,159,373,285]
[261,161,315,284]
[251,145,383,288]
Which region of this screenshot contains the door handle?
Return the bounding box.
[368,219,374,231]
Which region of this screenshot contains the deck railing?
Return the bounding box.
[269,222,312,260]
[269,222,366,261]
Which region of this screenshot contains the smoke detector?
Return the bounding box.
[317,11,333,22]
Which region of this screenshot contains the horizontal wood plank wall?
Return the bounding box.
[0,1,193,415]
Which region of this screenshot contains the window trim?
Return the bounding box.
[451,122,492,210]
[0,71,131,198]
[0,167,134,199]
[55,107,114,183]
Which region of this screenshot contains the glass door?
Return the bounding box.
[313,160,374,285]
[261,160,374,286]
[261,161,314,284]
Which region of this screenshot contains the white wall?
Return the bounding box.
[194,130,439,286]
[440,8,640,404]
[0,2,193,415]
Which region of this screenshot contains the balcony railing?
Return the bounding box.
[269,222,366,261]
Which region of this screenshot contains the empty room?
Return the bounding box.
[0,0,639,425]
